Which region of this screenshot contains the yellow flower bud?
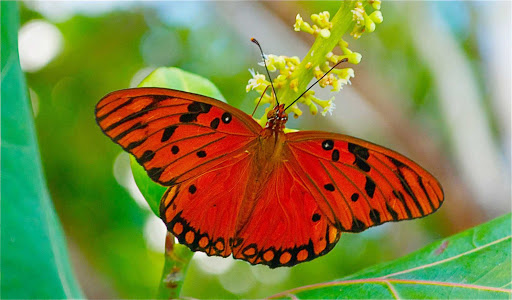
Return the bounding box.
[370,0,381,10]
[294,14,303,31]
[364,14,376,32]
[320,28,331,38]
[370,11,383,24]
[289,78,299,92]
[347,52,362,64]
[293,13,315,34]
[309,101,319,115]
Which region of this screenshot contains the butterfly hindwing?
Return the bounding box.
[95,88,261,185]
[232,162,341,268]
[160,151,255,258]
[285,131,444,233]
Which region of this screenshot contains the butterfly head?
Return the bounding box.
[266,104,288,131]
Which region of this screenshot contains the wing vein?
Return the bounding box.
[285,147,340,227]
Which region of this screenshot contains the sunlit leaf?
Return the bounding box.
[270,213,512,299]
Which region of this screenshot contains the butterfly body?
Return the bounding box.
[96,87,443,268]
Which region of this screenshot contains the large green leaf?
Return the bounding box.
[0,2,83,298]
[270,213,511,299]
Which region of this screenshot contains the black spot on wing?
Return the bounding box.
[351,193,359,202]
[210,118,220,129]
[324,183,335,191]
[312,213,321,222]
[171,145,179,154]
[332,149,340,162]
[125,138,147,151]
[355,158,370,172]
[187,102,212,113]
[196,150,206,158]
[188,184,197,194]
[222,112,232,124]
[137,150,155,164]
[390,157,406,168]
[348,143,370,159]
[151,95,172,102]
[348,143,370,172]
[161,125,178,142]
[322,140,334,150]
[179,112,200,123]
[147,167,164,181]
[364,176,376,198]
[351,218,366,232]
[369,209,381,224]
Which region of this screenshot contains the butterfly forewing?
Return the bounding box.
[286,131,444,233]
[95,88,261,185]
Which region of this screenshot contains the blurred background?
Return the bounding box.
[18,1,510,298]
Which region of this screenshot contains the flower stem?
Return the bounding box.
[278,2,358,107]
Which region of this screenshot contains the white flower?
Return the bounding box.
[246,73,267,92]
[321,100,336,116]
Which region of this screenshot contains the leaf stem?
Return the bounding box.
[157,232,193,299]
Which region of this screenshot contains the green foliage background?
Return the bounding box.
[3,1,510,298]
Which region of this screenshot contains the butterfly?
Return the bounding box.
[95,87,443,268]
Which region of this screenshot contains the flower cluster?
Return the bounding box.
[246,2,382,126]
[294,11,332,38]
[351,0,383,39]
[246,55,303,123]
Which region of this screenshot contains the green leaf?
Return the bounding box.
[0,2,84,298]
[138,67,226,101]
[270,213,512,299]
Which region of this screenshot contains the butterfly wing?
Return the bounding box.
[231,161,342,268]
[285,131,444,233]
[95,87,261,185]
[159,148,341,268]
[96,87,443,268]
[160,150,256,258]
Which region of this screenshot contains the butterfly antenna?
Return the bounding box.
[251,38,279,106]
[251,85,272,117]
[284,58,348,111]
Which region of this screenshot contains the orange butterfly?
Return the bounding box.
[95,87,443,268]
